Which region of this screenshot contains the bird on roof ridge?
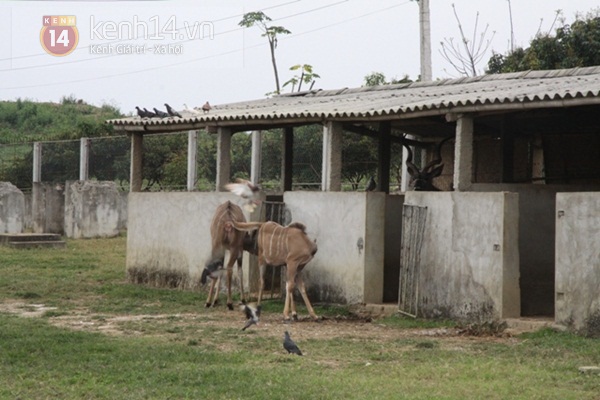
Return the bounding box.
[165,103,182,118]
[153,108,169,118]
[202,101,212,113]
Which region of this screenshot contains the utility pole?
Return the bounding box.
[419,0,432,82]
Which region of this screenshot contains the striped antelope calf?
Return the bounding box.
[232,220,318,321]
[200,201,256,310]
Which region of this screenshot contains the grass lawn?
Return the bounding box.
[0,236,599,399]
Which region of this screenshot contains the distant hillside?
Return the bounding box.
[0,96,123,144]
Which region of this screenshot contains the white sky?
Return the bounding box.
[0,0,598,115]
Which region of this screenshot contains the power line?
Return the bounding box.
[0,1,410,91]
[0,0,348,72]
[0,0,301,63]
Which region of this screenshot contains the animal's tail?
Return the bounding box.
[231,221,264,232]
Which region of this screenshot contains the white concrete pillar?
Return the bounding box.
[400,136,412,192]
[216,127,232,191]
[322,121,342,191]
[33,142,42,183]
[79,137,90,181]
[453,115,474,191]
[250,130,262,185]
[187,130,198,191]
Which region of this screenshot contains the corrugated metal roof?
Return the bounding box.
[107,66,600,130]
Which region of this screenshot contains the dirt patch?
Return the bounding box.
[0,300,518,347]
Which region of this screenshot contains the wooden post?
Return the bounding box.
[216,127,232,191]
[130,133,143,192]
[251,130,262,185]
[453,115,474,191]
[377,121,391,193]
[322,121,342,191]
[32,142,42,183]
[501,116,515,183]
[79,137,89,181]
[282,127,293,192]
[187,130,198,191]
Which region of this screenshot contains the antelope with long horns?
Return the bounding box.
[403,135,454,191]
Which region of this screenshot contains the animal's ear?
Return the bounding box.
[429,164,444,178]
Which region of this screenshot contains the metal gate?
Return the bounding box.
[398,205,428,317]
[261,200,289,298]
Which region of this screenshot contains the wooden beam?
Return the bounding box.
[282,127,294,192]
[377,122,391,193]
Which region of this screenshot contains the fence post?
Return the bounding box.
[79,137,90,181]
[187,130,198,191]
[33,142,42,183]
[130,133,143,192]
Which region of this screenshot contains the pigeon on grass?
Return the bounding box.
[283,331,302,355]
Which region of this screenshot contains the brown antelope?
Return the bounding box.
[232,220,319,321]
[200,201,257,310]
[403,135,454,191]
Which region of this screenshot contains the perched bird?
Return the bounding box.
[164,103,182,118]
[153,108,169,118]
[283,331,302,355]
[365,176,377,191]
[241,303,261,331]
[202,101,212,113]
[183,103,201,115]
[143,108,157,118]
[135,106,148,118]
[224,179,261,213]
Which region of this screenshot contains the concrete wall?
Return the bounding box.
[283,191,386,304]
[32,182,65,234]
[475,184,599,316]
[0,182,24,233]
[404,191,520,321]
[126,192,251,289]
[555,192,600,336]
[64,181,125,239]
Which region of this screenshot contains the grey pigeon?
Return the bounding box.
[202,101,212,113]
[165,103,182,118]
[365,176,377,191]
[144,108,157,118]
[153,108,169,118]
[241,303,261,331]
[283,331,302,355]
[135,106,148,118]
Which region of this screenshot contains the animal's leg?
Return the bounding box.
[296,274,318,320]
[236,255,245,304]
[205,278,216,307]
[225,253,237,310]
[283,263,298,321]
[257,262,266,306]
[206,275,221,307]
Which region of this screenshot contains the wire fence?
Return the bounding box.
[0,127,394,193]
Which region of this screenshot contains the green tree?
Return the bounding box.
[487,10,600,73]
[239,12,291,94]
